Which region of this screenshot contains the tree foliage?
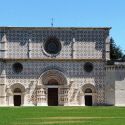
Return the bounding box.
[110,38,124,60]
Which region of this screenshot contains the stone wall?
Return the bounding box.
[0,27,109,59]
[0,27,110,106]
[105,64,125,106]
[3,60,104,106]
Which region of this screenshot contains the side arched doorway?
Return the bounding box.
[14,88,22,106]
[9,83,25,106]
[82,84,96,106]
[85,88,92,106]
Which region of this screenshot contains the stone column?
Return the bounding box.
[78,88,85,106]
[0,33,8,58]
[28,39,32,58]
[105,36,110,60]
[0,61,7,106]
[80,94,85,106]
[6,88,14,106]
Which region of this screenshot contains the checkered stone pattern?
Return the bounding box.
[0,27,109,106]
[5,60,105,105]
[74,29,108,59]
[5,29,72,59]
[0,28,109,59]
[6,30,30,58]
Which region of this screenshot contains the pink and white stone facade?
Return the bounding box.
[1,27,123,106]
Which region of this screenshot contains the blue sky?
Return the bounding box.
[0,0,125,53]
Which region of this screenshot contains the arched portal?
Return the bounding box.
[14,88,22,106]
[82,84,96,106]
[10,83,25,106]
[85,88,92,106]
[39,69,67,85]
[39,70,67,106]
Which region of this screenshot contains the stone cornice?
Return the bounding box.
[0,58,105,62]
[0,26,111,30]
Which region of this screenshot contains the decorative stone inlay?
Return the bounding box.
[0,27,111,106]
[39,69,67,85]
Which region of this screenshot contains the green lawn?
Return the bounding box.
[0,107,125,125]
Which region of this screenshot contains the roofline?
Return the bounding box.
[0,26,112,30]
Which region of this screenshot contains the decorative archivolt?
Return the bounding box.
[9,83,25,93]
[82,83,96,93]
[39,69,67,85]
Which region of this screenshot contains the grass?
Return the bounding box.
[0,106,125,125]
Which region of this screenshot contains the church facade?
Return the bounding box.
[0,27,125,106]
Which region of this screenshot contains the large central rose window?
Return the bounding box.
[44,36,61,55]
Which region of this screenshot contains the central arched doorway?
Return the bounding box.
[40,69,67,106]
[13,88,22,106]
[47,79,58,106]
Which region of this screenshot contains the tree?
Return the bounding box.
[110,38,124,60]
